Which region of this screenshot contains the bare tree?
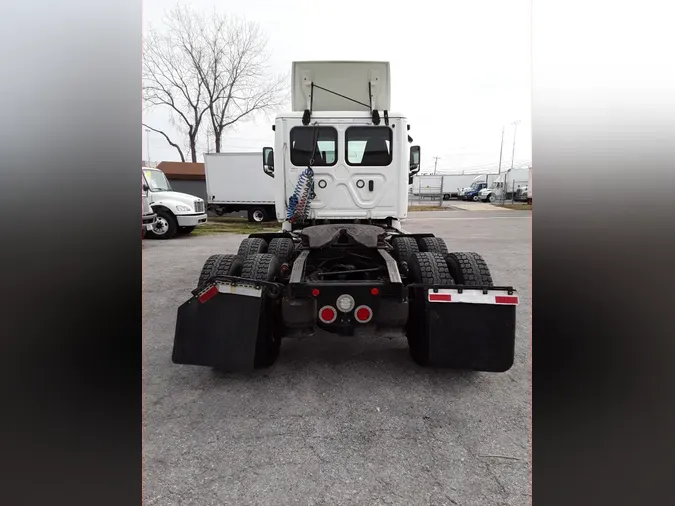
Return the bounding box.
[142,3,287,161]
[196,12,287,152]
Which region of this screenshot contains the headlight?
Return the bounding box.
[176,205,191,212]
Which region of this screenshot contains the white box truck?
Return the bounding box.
[411,175,442,198]
[204,152,276,222]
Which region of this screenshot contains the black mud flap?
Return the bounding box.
[172,279,280,372]
[408,285,518,372]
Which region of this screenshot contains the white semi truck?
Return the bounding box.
[478,167,530,203]
[204,152,277,222]
[172,61,518,373]
[142,167,208,239]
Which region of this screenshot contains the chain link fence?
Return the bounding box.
[489,179,530,206]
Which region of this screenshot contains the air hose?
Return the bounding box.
[286,124,319,223]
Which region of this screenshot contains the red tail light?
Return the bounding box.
[318,305,337,324]
[354,305,373,323]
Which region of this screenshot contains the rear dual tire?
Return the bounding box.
[405,250,494,366]
[196,252,281,371]
[241,254,282,368]
[197,254,243,290]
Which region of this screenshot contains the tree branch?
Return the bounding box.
[143,123,186,162]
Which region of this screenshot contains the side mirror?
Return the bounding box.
[142,183,149,192]
[262,147,274,177]
[409,145,421,179]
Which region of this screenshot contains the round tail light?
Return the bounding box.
[318,305,337,324]
[354,305,373,323]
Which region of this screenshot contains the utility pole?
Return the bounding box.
[145,128,151,163]
[510,120,521,170]
[433,156,440,175]
[497,126,505,175]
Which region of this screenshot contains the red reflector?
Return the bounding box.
[319,305,337,323]
[495,295,519,305]
[354,305,373,323]
[312,288,320,297]
[429,293,452,302]
[371,287,379,296]
[198,285,218,304]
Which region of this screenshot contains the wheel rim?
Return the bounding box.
[253,210,264,222]
[489,194,496,202]
[152,216,168,235]
[472,195,479,201]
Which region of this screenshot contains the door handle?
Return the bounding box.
[368,180,374,192]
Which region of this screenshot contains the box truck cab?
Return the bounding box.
[142,167,207,239]
[142,176,156,239]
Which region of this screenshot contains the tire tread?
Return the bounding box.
[392,236,420,264]
[237,237,268,257]
[419,237,449,255]
[445,252,493,286]
[267,238,295,264]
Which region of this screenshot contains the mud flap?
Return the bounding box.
[172,281,272,371]
[408,286,518,372]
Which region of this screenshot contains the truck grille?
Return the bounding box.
[194,200,204,213]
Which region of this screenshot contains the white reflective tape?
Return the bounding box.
[216,282,263,298]
[427,288,519,305]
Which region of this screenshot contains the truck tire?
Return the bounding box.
[392,236,419,264]
[406,252,455,366]
[488,194,497,203]
[178,226,196,235]
[407,252,455,286]
[419,237,448,255]
[472,195,480,202]
[240,253,282,368]
[197,254,243,289]
[267,237,295,264]
[248,207,267,223]
[444,252,494,286]
[146,208,178,240]
[237,237,268,257]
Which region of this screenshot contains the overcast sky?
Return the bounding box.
[142,0,531,174]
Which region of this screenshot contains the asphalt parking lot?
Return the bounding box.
[143,209,532,506]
